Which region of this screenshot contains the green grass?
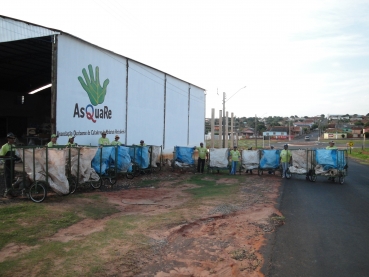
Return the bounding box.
[0,204,80,249]
[184,175,239,199]
[348,148,369,164]
[0,173,245,276]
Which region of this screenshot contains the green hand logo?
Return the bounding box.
[78,65,109,106]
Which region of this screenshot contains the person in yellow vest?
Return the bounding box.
[47,134,58,147]
[229,145,241,175]
[280,144,292,178]
[194,142,208,174]
[0,133,18,197]
[67,135,77,146]
[98,131,110,145]
[111,135,123,146]
[326,140,337,181]
[326,140,337,149]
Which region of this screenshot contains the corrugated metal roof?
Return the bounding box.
[0,16,59,43]
[0,14,205,92]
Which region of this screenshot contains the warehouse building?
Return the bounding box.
[0,15,205,153]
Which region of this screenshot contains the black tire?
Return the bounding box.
[29,181,47,203]
[90,178,102,189]
[339,176,344,184]
[126,172,134,179]
[109,177,117,185]
[68,178,77,194]
[258,168,262,176]
[310,174,317,182]
[285,169,292,179]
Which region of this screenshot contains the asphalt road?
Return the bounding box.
[264,159,369,277]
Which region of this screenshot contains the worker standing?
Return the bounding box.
[0,133,18,197]
[229,145,241,175]
[98,131,110,146]
[47,134,58,147]
[111,135,123,146]
[194,142,208,174]
[280,144,292,178]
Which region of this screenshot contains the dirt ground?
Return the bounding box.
[1,167,283,277]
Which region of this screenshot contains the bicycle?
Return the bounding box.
[5,172,48,203]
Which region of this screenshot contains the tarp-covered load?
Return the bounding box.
[241,150,259,170]
[289,149,310,174]
[209,148,229,168]
[92,146,113,175]
[259,150,280,169]
[129,146,149,169]
[174,146,194,167]
[70,147,99,183]
[110,146,132,172]
[19,148,69,195]
[314,149,346,175]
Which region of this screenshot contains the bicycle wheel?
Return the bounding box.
[339,176,345,184]
[309,174,317,182]
[90,178,102,189]
[109,177,117,185]
[258,168,263,176]
[29,181,47,203]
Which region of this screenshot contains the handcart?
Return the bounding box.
[207,148,230,173]
[67,145,102,192]
[258,149,282,176]
[9,145,70,202]
[91,145,133,187]
[171,146,196,172]
[287,149,312,180]
[1,154,47,203]
[128,145,163,176]
[307,149,348,184]
[241,149,260,174]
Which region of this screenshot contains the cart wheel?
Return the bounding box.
[339,176,344,184]
[309,174,317,182]
[29,181,47,203]
[258,168,262,176]
[126,172,134,179]
[90,178,102,189]
[109,177,117,185]
[285,169,292,179]
[67,178,77,194]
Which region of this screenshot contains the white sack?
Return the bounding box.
[150,146,161,167]
[209,148,229,168]
[18,148,45,181]
[71,147,99,183]
[241,150,259,170]
[43,149,69,195]
[289,150,309,174]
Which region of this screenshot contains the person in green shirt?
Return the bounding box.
[98,132,110,146]
[111,135,123,146]
[0,133,17,197]
[47,134,58,147]
[326,140,337,149]
[67,135,77,146]
[139,140,146,146]
[229,145,241,175]
[280,144,292,178]
[194,142,208,173]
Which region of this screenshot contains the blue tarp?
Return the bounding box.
[92,146,133,174]
[129,146,149,169]
[92,147,113,174]
[315,149,346,171]
[259,149,280,169]
[110,146,132,172]
[175,146,195,165]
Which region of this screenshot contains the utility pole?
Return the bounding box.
[222,92,226,148]
[255,114,257,149]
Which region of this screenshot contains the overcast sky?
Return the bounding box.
[2,0,369,118]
